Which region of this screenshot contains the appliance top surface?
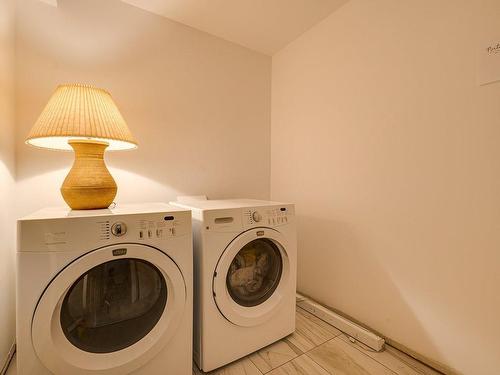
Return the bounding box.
[172,198,293,210]
[19,202,189,221]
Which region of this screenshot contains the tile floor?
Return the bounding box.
[5,306,442,375]
[193,307,442,375]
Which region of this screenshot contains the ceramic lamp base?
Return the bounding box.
[61,139,117,210]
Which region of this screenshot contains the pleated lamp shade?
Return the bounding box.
[26,84,138,151]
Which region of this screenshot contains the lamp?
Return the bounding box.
[26,84,137,210]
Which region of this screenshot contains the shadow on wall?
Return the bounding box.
[0,140,15,183]
[15,0,271,212]
[295,214,447,370]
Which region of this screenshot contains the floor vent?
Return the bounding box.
[296,293,385,352]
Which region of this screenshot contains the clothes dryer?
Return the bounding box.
[17,203,192,375]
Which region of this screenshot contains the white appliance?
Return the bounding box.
[17,203,193,375]
[171,199,297,372]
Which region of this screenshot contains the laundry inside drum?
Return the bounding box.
[226,238,283,307]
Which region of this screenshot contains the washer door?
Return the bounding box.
[32,244,186,375]
[213,228,290,327]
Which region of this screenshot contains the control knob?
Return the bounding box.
[252,211,262,222]
[111,222,127,237]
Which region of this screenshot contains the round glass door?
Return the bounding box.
[60,258,167,353]
[32,244,187,375]
[226,238,283,307]
[213,228,291,327]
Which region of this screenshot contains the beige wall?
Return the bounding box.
[271,0,500,374]
[15,0,271,217]
[0,0,16,368]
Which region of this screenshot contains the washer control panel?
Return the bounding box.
[243,206,292,227]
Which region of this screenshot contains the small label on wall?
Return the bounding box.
[478,38,500,85]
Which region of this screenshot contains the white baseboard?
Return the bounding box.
[296,293,385,352]
[0,343,15,375]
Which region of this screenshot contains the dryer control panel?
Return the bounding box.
[19,206,191,252]
[98,215,187,242]
[136,215,183,240]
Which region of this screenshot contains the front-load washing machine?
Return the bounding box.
[17,203,192,375]
[171,199,297,372]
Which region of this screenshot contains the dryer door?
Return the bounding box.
[32,243,186,375]
[213,228,290,327]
